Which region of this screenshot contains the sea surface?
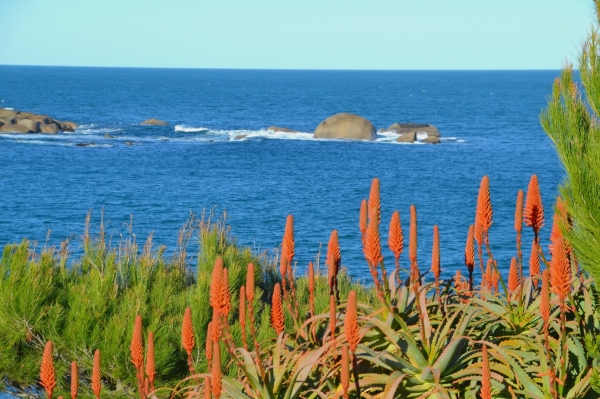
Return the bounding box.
[0,66,564,282]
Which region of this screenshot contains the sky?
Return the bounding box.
[0,0,594,70]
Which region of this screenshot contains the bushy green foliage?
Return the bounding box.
[0,212,275,398]
[540,0,600,283]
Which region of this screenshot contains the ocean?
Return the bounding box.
[0,66,563,281]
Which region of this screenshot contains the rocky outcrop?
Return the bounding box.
[141,118,168,126]
[0,108,77,134]
[267,126,298,133]
[396,131,416,143]
[388,123,440,137]
[314,113,376,141]
[422,136,441,144]
[234,134,247,140]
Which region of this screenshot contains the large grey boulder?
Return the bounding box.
[267,126,297,133]
[141,118,168,126]
[396,131,417,143]
[388,123,440,137]
[57,121,78,131]
[0,109,17,119]
[0,123,31,133]
[40,123,60,134]
[17,119,40,133]
[314,113,376,141]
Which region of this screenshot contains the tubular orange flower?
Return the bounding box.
[280,214,295,280]
[491,263,499,293]
[182,307,195,355]
[540,269,550,326]
[245,262,255,302]
[327,229,341,291]
[475,175,493,245]
[480,345,492,399]
[345,291,360,353]
[92,349,101,399]
[329,295,336,342]
[550,237,571,303]
[508,257,519,293]
[359,199,368,238]
[210,258,224,312]
[368,178,381,226]
[239,286,246,329]
[210,307,221,344]
[454,270,462,289]
[204,376,211,399]
[211,341,222,399]
[465,225,475,288]
[409,205,417,266]
[40,341,56,399]
[271,283,285,335]
[130,315,144,370]
[308,261,315,315]
[388,210,404,260]
[341,345,350,399]
[431,225,440,283]
[146,332,155,391]
[206,322,213,364]
[524,175,544,237]
[364,220,383,268]
[70,361,77,399]
[483,259,492,290]
[529,240,541,288]
[220,268,231,317]
[515,190,524,233]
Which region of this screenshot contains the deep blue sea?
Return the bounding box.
[0,66,563,281]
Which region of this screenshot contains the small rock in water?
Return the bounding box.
[104,134,115,138]
[396,131,417,143]
[234,134,247,140]
[76,143,95,147]
[124,141,135,146]
[422,136,441,144]
[267,126,297,133]
[141,118,168,126]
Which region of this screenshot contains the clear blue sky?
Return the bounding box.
[0,0,593,69]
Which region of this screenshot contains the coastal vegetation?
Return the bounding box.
[4,3,600,399]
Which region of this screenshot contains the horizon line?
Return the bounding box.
[0,63,567,72]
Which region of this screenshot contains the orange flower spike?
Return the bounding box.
[281,215,294,265]
[508,257,519,293]
[524,175,544,236]
[130,315,144,370]
[239,286,246,328]
[454,270,462,289]
[40,341,56,399]
[210,258,224,311]
[465,225,475,272]
[431,225,440,282]
[211,341,222,399]
[70,361,78,399]
[210,308,221,344]
[329,295,337,342]
[359,199,368,237]
[475,176,493,246]
[146,332,155,391]
[203,376,211,399]
[245,263,255,303]
[220,268,231,317]
[341,345,350,399]
[206,322,213,364]
[368,177,381,226]
[364,220,383,268]
[92,349,101,399]
[550,237,572,303]
[529,240,541,288]
[483,259,492,290]
[515,190,524,234]
[345,291,360,353]
[388,210,404,261]
[271,283,285,335]
[480,346,492,399]
[409,205,418,265]
[327,229,341,287]
[182,307,195,356]
[540,269,551,326]
[492,263,499,293]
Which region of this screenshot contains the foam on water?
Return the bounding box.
[175,125,209,132]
